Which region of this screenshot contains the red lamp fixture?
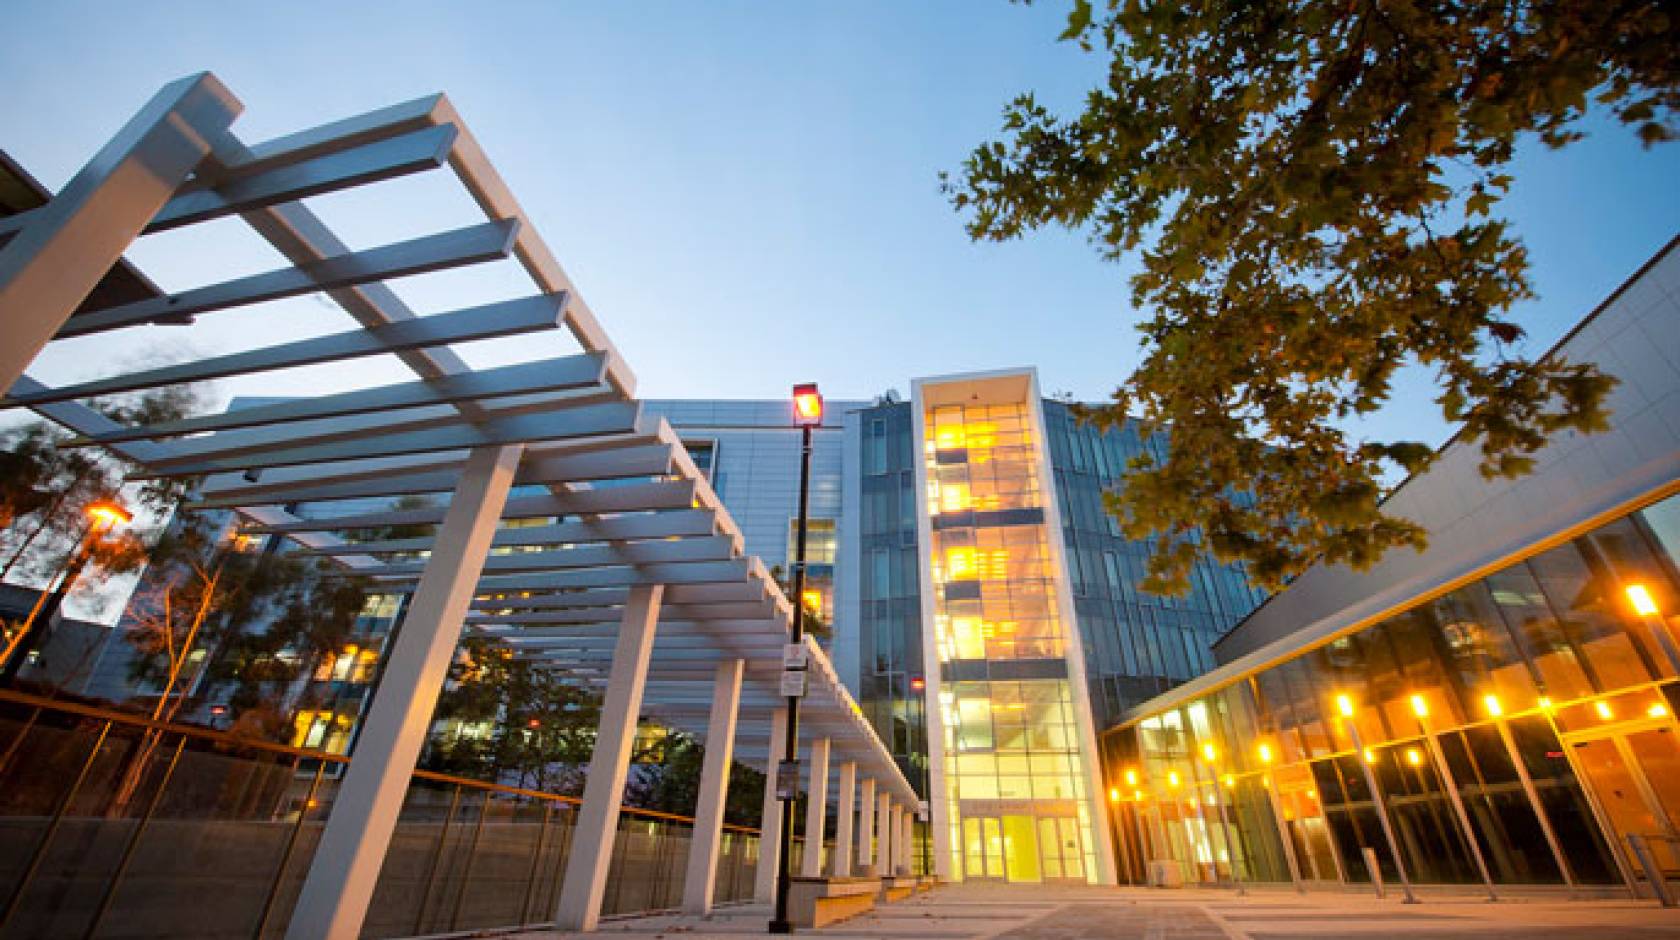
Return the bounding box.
[792,383,823,426]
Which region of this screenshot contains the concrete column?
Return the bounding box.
[857,778,876,874]
[799,738,830,877]
[287,445,521,940]
[0,73,240,393]
[888,805,902,875]
[753,707,789,902]
[553,583,666,931]
[900,810,914,875]
[876,792,892,878]
[832,762,856,877]
[681,658,744,915]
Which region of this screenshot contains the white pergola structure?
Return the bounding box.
[0,73,917,938]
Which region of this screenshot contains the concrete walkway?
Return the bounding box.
[506,883,1680,939]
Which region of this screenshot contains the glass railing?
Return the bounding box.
[0,690,762,939]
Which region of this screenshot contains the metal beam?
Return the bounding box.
[0,73,240,392]
[62,344,601,443]
[243,479,698,533]
[54,218,520,339]
[140,400,643,475]
[14,293,570,410]
[147,124,458,233]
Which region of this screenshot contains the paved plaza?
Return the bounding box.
[510,883,1680,940]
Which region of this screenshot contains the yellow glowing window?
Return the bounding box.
[940,483,969,514]
[935,427,965,449]
[950,617,987,660]
[946,547,978,580]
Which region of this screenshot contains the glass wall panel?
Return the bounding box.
[1105,495,1680,889]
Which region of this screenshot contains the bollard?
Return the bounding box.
[1362,847,1387,900]
[1628,835,1676,907]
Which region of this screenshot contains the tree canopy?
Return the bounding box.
[946,0,1677,594]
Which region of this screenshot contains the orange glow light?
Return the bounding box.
[1596,700,1614,720]
[1627,584,1660,617]
[1409,694,1429,719]
[792,383,824,425]
[1258,743,1274,764]
[86,500,132,527]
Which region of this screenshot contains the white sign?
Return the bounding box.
[782,643,809,669]
[780,669,808,697]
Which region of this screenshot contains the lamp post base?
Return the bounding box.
[767,919,795,933]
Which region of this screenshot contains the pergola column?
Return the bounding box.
[799,737,831,877]
[889,805,904,875]
[287,444,522,940]
[681,658,744,915]
[831,761,856,877]
[898,807,912,875]
[554,583,666,931]
[875,792,892,879]
[857,778,877,875]
[753,707,789,902]
[0,73,240,392]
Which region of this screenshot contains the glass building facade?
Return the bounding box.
[1041,400,1269,725]
[854,400,929,790]
[921,394,1099,883]
[1104,493,1680,893]
[842,372,1267,884]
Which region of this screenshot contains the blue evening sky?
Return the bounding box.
[4,0,1678,453]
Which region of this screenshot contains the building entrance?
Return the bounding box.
[1568,718,1680,880]
[959,813,1088,882]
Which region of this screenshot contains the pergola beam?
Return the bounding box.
[55,218,520,339]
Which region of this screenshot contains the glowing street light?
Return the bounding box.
[1,498,132,685]
[792,383,824,426]
[771,382,825,934]
[86,499,134,528]
[1482,694,1503,718]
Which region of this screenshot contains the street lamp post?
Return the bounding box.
[770,383,822,935]
[0,499,131,686]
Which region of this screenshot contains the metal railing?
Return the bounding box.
[0,690,761,938]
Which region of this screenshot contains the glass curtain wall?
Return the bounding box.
[923,399,1097,883]
[1106,492,1680,891]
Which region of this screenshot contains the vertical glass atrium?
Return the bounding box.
[914,373,1111,883]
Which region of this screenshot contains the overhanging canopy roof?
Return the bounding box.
[2,77,914,803]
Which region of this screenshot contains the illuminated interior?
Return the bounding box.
[921,392,1098,882]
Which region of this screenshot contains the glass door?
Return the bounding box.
[1037,816,1087,882]
[962,816,1008,880]
[1570,723,1680,878]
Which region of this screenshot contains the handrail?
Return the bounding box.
[0,687,761,834]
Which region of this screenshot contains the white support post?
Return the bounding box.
[0,73,240,393]
[286,444,521,940]
[832,761,856,877]
[857,778,877,875]
[753,707,789,902]
[876,792,892,880]
[890,805,904,875]
[898,807,912,875]
[553,583,666,931]
[800,738,831,877]
[681,658,744,915]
